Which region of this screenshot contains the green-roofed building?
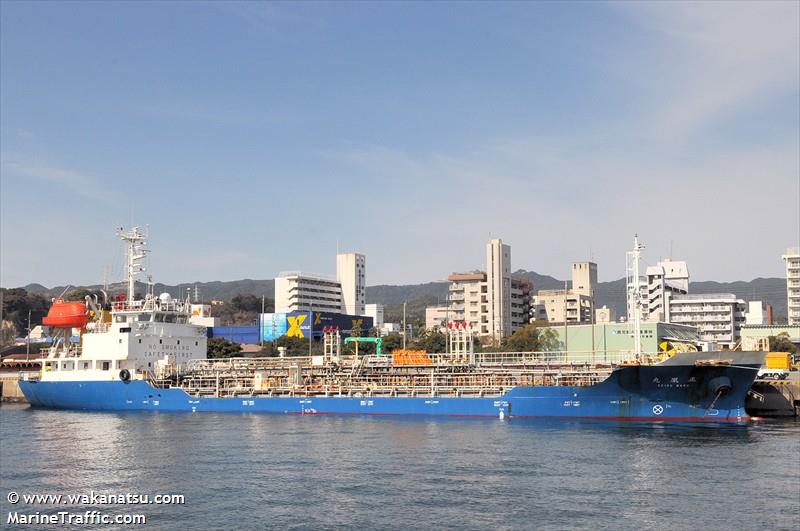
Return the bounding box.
[547,321,699,363]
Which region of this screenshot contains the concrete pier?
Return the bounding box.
[0,376,27,403]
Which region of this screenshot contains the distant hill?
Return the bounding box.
[18,273,787,323]
[21,279,275,303]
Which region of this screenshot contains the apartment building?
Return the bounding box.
[274,272,343,313]
[783,248,800,325]
[445,239,531,343]
[645,259,689,322]
[668,293,746,348]
[425,305,450,331]
[532,261,597,324]
[275,251,367,315]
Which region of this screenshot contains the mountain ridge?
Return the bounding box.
[17,273,788,321]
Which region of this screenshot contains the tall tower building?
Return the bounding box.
[571,261,597,297]
[783,248,800,325]
[486,239,512,343]
[336,253,366,316]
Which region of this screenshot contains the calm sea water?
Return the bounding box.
[1,405,798,530]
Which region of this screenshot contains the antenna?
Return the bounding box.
[117,226,149,301]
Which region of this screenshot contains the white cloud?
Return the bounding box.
[1,160,118,201]
[616,1,799,142]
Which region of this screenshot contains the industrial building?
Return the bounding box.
[739,324,800,351]
[668,293,746,349]
[446,239,531,343]
[259,311,373,341]
[548,322,699,363]
[784,247,800,325]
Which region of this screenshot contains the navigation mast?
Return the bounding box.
[626,235,646,361]
[117,227,148,302]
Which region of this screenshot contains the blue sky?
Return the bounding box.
[2,1,798,288]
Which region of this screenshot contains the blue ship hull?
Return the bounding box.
[19,355,761,422]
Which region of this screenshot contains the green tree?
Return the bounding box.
[502,323,559,352]
[254,343,278,358]
[210,293,273,326]
[274,335,322,356]
[768,333,797,355]
[344,337,376,355]
[413,330,447,354]
[381,333,404,353]
[350,321,362,338]
[1,288,50,343]
[207,337,243,359]
[231,294,263,312]
[64,288,104,303]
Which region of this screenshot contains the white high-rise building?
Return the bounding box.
[486,239,512,341]
[645,259,689,322]
[274,272,343,313]
[447,272,487,332]
[668,293,746,348]
[446,238,530,343]
[783,248,800,325]
[336,253,366,316]
[744,301,769,326]
[364,303,384,330]
[571,261,597,297]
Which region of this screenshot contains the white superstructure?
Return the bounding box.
[36,227,208,383]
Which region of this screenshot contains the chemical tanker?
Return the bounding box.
[18,228,763,421]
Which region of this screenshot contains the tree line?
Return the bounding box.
[207,321,560,358]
